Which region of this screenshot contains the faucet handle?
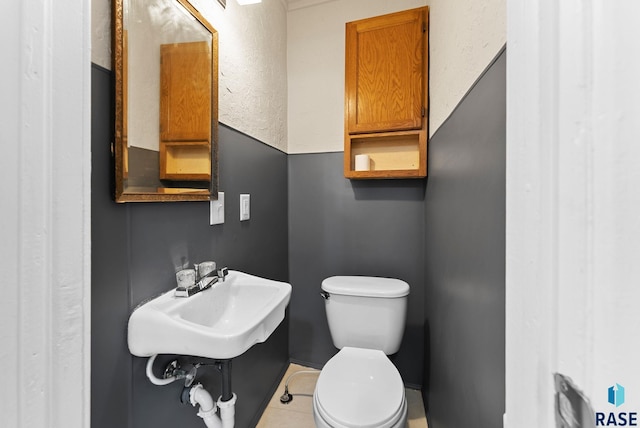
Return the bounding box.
[196,261,216,280]
[217,267,229,281]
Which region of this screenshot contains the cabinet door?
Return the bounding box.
[159,41,211,181]
[346,8,426,135]
[160,41,211,142]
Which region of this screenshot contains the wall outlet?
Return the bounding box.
[240,194,250,221]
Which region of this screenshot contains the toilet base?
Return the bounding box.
[312,390,407,428]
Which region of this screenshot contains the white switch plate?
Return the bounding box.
[210,192,225,225]
[240,194,250,221]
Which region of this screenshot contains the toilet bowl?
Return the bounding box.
[312,347,407,428]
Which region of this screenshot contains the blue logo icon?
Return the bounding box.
[608,384,625,407]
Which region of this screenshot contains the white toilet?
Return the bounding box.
[313,276,410,428]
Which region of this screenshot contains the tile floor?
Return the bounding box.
[256,363,428,428]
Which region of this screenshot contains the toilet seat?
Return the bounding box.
[314,347,406,428]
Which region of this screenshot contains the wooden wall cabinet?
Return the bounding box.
[159,41,211,181]
[344,7,428,179]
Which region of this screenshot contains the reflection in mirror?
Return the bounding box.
[114,0,218,202]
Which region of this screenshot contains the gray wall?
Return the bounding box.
[422,49,506,428]
[93,46,507,427]
[91,64,289,428]
[288,153,426,386]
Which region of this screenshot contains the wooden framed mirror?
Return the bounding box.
[113,0,218,202]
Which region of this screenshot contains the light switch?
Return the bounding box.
[240,194,250,221]
[210,192,225,225]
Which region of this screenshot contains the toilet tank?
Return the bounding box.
[321,276,409,355]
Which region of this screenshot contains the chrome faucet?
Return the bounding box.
[174,263,228,298]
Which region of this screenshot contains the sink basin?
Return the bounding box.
[128,270,292,360]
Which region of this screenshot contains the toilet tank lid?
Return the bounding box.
[321,276,410,298]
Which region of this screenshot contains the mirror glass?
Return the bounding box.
[114,0,218,202]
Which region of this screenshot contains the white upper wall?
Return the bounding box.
[94,0,506,155]
[428,0,506,138]
[92,0,288,152]
[287,0,506,154]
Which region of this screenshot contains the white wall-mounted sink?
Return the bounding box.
[128,270,292,360]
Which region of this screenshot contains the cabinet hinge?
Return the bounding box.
[423,22,427,33]
[421,107,426,117]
